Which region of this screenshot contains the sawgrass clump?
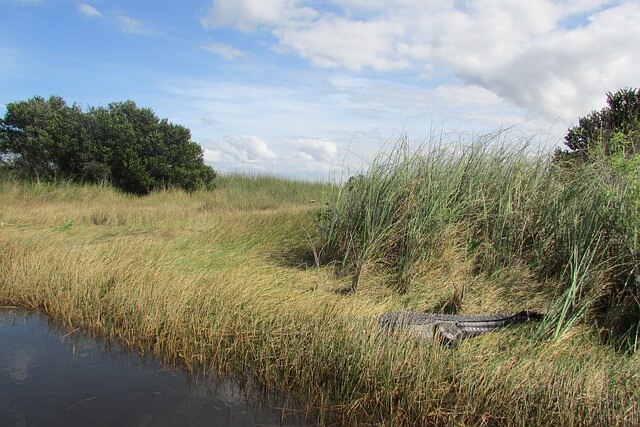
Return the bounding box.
[318,134,639,351]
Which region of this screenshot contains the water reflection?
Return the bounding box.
[0,309,313,426]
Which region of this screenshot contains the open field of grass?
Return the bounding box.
[1,169,638,425]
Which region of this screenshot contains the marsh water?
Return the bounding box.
[0,309,312,426]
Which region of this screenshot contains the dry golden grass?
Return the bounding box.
[0,177,638,426]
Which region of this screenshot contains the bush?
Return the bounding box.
[0,96,217,194]
[556,88,640,161]
[0,96,86,180]
[81,161,111,184]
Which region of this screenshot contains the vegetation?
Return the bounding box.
[318,134,639,352]
[0,96,216,194]
[0,173,638,426]
[556,87,640,161]
[0,89,638,424]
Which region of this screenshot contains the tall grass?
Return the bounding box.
[318,134,640,350]
[1,173,638,425]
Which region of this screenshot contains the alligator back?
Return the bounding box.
[378,310,543,344]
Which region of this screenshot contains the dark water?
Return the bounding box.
[0,309,313,427]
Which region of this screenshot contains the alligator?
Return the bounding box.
[378,311,543,345]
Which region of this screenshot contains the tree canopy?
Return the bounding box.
[0,95,216,194]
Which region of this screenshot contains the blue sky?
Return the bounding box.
[1,0,639,180]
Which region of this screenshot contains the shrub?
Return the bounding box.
[0,96,217,194]
[0,95,86,180]
[556,88,640,161]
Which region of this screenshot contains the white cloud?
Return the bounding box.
[224,135,277,162]
[116,16,150,35]
[292,138,337,163]
[78,3,102,18]
[162,74,535,169]
[202,42,244,59]
[476,2,640,119]
[200,0,316,32]
[275,16,408,72]
[201,0,640,121]
[197,135,282,175]
[431,84,504,107]
[203,148,222,162]
[423,1,640,118]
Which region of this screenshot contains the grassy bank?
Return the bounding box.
[319,136,640,350]
[0,170,638,425]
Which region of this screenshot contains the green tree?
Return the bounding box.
[1,96,217,194]
[0,95,86,179]
[557,88,640,161]
[85,101,216,194]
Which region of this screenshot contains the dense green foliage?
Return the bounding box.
[318,135,640,351]
[557,88,640,161]
[0,95,216,194]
